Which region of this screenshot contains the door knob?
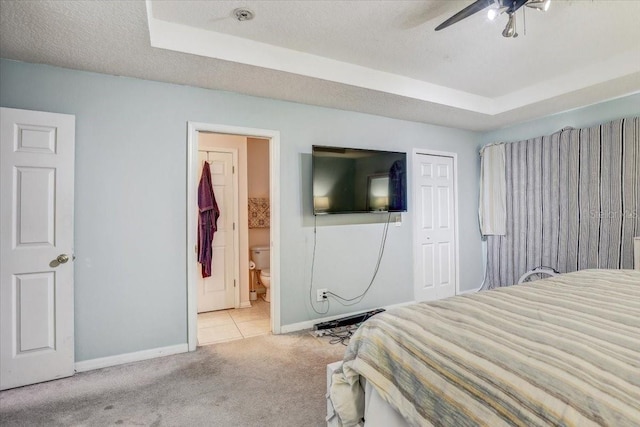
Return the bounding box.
[56,254,70,264]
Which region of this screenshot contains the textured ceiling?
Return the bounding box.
[1,0,639,131]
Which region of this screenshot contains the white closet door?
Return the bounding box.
[414,153,457,302]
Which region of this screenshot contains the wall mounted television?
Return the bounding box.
[312,145,407,215]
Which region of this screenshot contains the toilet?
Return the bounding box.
[250,246,271,302]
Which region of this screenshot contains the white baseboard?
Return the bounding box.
[239,301,253,308]
[74,343,189,373]
[280,300,417,334]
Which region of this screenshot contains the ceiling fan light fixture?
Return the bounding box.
[525,0,551,12]
[487,6,508,21]
[488,0,508,20]
[502,12,517,37]
[436,0,546,37]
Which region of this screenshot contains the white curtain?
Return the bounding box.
[479,143,506,236]
[485,117,640,288]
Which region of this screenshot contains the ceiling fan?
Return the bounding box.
[435,0,551,38]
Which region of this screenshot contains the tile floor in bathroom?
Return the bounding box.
[197,297,271,346]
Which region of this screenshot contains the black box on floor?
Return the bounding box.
[313,308,385,331]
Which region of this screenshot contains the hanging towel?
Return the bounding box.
[479,143,506,236]
[198,162,220,278]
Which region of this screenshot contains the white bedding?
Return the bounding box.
[329,269,640,426]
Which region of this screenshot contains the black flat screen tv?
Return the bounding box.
[312,145,407,215]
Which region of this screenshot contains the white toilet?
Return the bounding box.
[250,246,271,302]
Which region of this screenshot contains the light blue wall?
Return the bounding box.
[481,93,640,145]
[0,59,484,361]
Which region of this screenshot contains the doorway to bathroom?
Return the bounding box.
[187,122,281,351]
[197,148,238,314]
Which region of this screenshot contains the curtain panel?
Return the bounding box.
[485,116,640,288]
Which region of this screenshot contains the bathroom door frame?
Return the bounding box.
[187,122,281,352]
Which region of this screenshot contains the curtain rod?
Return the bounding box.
[479,126,579,155]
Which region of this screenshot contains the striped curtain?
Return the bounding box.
[486,116,640,288]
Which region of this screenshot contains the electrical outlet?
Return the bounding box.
[316,288,328,302]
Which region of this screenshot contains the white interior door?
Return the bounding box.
[0,107,75,390]
[414,153,457,302]
[197,151,236,312]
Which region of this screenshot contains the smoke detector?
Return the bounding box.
[234,8,254,21]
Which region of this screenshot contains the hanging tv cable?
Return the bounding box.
[309,214,330,315]
[308,212,392,314]
[326,212,391,306]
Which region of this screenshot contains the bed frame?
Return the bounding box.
[327,361,408,427]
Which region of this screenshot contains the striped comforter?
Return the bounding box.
[330,269,640,426]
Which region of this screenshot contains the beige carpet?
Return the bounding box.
[0,331,346,426]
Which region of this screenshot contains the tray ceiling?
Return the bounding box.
[1,0,639,131]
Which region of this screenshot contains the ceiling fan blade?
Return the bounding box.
[509,0,530,13]
[435,0,495,31]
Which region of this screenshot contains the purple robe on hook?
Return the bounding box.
[198,162,220,278]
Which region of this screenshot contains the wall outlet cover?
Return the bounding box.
[316,288,328,302]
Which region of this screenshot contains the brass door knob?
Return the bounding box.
[56,254,70,264]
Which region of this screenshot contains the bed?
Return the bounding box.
[328,269,640,426]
